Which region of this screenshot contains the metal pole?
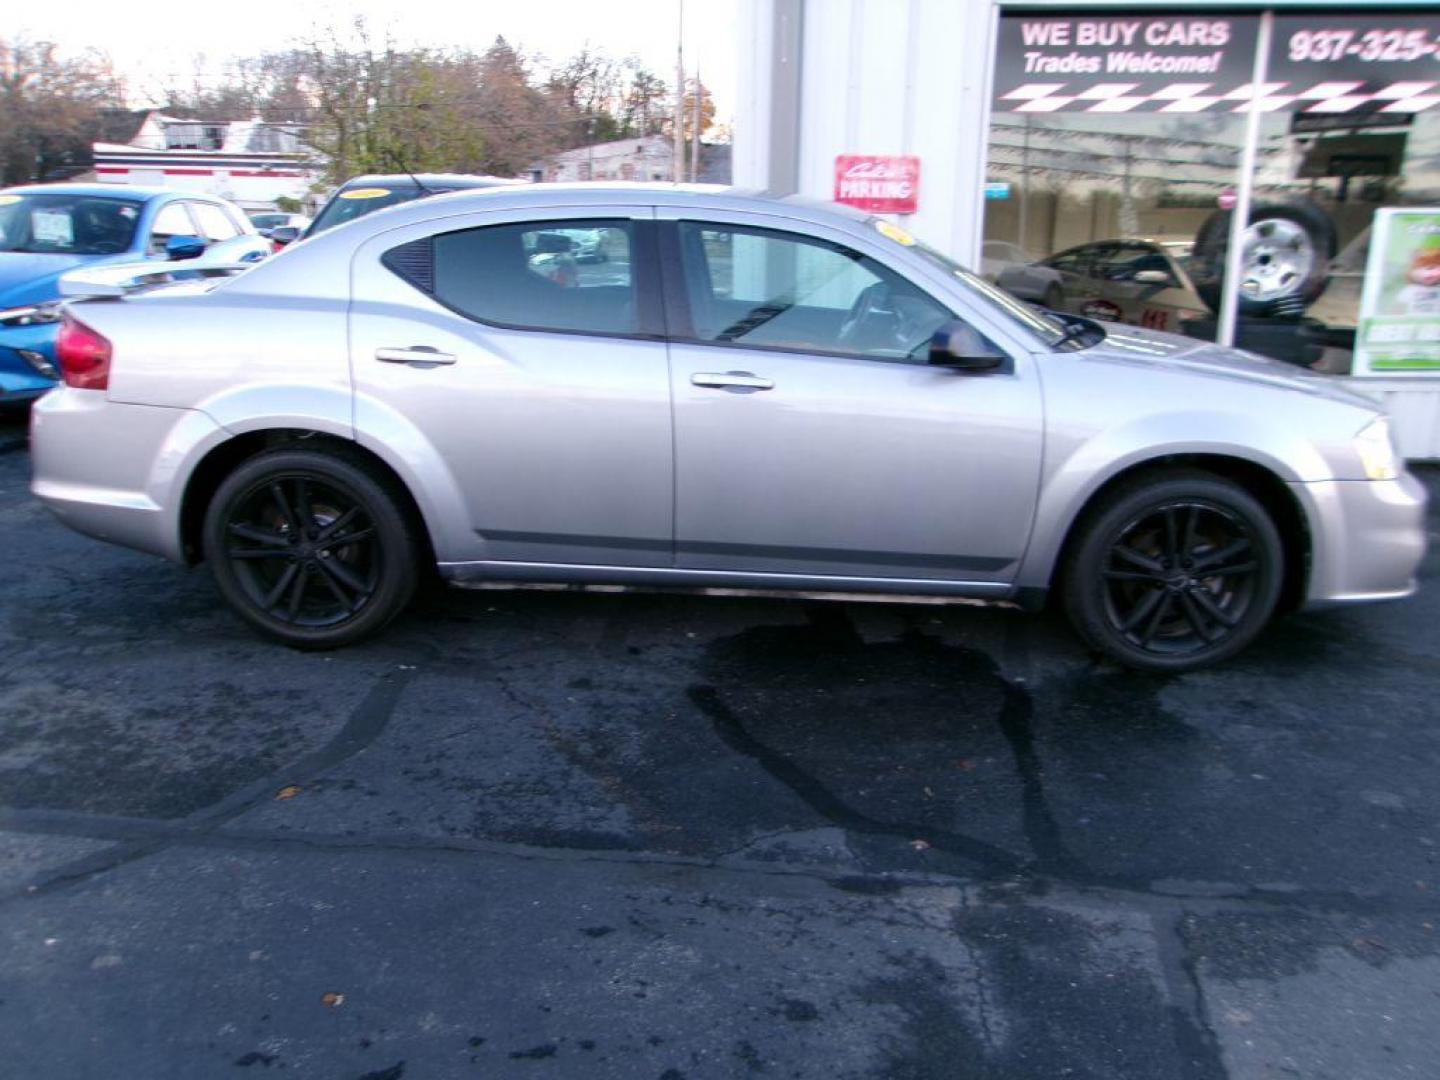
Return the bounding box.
[691,67,702,182]
[1018,114,1030,249]
[673,0,685,183]
[1218,11,1273,348]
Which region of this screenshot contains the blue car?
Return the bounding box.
[0,185,270,402]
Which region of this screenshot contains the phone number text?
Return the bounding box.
[1287,28,1438,63]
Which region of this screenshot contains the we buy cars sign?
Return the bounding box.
[834,155,920,214]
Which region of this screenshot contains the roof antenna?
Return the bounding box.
[385,149,434,196]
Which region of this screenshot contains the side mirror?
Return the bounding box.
[1132,269,1172,286]
[269,226,301,246]
[928,321,1006,373]
[165,235,207,261]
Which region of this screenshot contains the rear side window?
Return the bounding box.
[422,219,637,335]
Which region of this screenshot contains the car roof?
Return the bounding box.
[336,173,529,189]
[334,182,873,233]
[0,183,240,206]
[0,183,164,201]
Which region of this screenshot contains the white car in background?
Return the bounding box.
[983,240,1065,308]
[1028,238,1208,333]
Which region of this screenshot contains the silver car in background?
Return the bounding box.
[30,185,1426,671]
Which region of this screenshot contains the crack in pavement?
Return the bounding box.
[0,664,422,903]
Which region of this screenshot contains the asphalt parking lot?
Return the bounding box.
[0,405,1438,1079]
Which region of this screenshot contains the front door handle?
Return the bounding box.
[376,346,456,366]
[691,371,774,391]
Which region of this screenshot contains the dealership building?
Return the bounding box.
[734,0,1440,455]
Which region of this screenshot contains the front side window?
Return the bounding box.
[191,202,239,241]
[149,203,195,254]
[430,219,636,335]
[677,222,953,361]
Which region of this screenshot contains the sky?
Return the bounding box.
[18,0,739,122]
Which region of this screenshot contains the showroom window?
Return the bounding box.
[984,8,1440,372]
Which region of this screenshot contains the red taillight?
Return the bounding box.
[56,314,112,390]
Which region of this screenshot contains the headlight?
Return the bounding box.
[1354,417,1400,481]
[0,301,62,328]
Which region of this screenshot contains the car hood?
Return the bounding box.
[0,252,136,308]
[1081,324,1378,411]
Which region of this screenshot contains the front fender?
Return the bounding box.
[1015,410,1325,590]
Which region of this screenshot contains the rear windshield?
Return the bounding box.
[307,184,427,236]
[0,193,142,255]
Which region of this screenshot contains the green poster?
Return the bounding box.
[1355,208,1440,376]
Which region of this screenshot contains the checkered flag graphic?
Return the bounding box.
[998,80,1440,114]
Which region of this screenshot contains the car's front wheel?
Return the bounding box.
[1061,471,1283,671]
[203,449,420,648]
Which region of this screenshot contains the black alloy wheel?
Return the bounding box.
[204,449,420,648]
[1062,471,1283,671]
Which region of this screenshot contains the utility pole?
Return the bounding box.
[673,0,684,183]
[690,68,701,182]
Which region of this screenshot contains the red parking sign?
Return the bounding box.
[834,155,920,214]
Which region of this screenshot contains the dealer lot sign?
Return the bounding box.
[994,13,1440,115]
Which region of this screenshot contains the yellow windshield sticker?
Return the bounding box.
[874,220,915,246]
[338,187,391,200]
[0,195,21,206]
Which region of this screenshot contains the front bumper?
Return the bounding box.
[1292,471,1429,609]
[30,389,225,561]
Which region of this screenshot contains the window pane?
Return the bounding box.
[151,204,191,238]
[192,203,239,241]
[679,222,953,361]
[432,220,636,335]
[149,203,193,255]
[985,12,1260,341]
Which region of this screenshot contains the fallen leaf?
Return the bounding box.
[910,839,931,852]
[321,992,345,1007]
[953,759,976,772]
[274,786,302,801]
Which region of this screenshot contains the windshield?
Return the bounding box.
[249,213,288,229]
[307,184,426,236]
[0,193,141,255]
[905,235,1085,348]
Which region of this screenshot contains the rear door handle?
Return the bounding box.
[376,346,456,365]
[691,371,774,391]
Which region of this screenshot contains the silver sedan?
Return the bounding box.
[30,186,1426,671]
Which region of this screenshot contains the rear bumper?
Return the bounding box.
[1293,471,1428,609]
[30,390,225,561]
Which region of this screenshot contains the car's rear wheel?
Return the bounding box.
[203,449,419,648]
[1061,471,1283,671]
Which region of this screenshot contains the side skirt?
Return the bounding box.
[437,560,1025,608]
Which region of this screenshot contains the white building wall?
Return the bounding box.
[735,0,999,265]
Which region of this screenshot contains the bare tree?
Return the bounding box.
[0,38,123,184]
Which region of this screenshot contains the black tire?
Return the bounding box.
[1043,283,1064,310]
[1191,201,1337,319]
[203,449,421,649]
[1061,470,1283,672]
